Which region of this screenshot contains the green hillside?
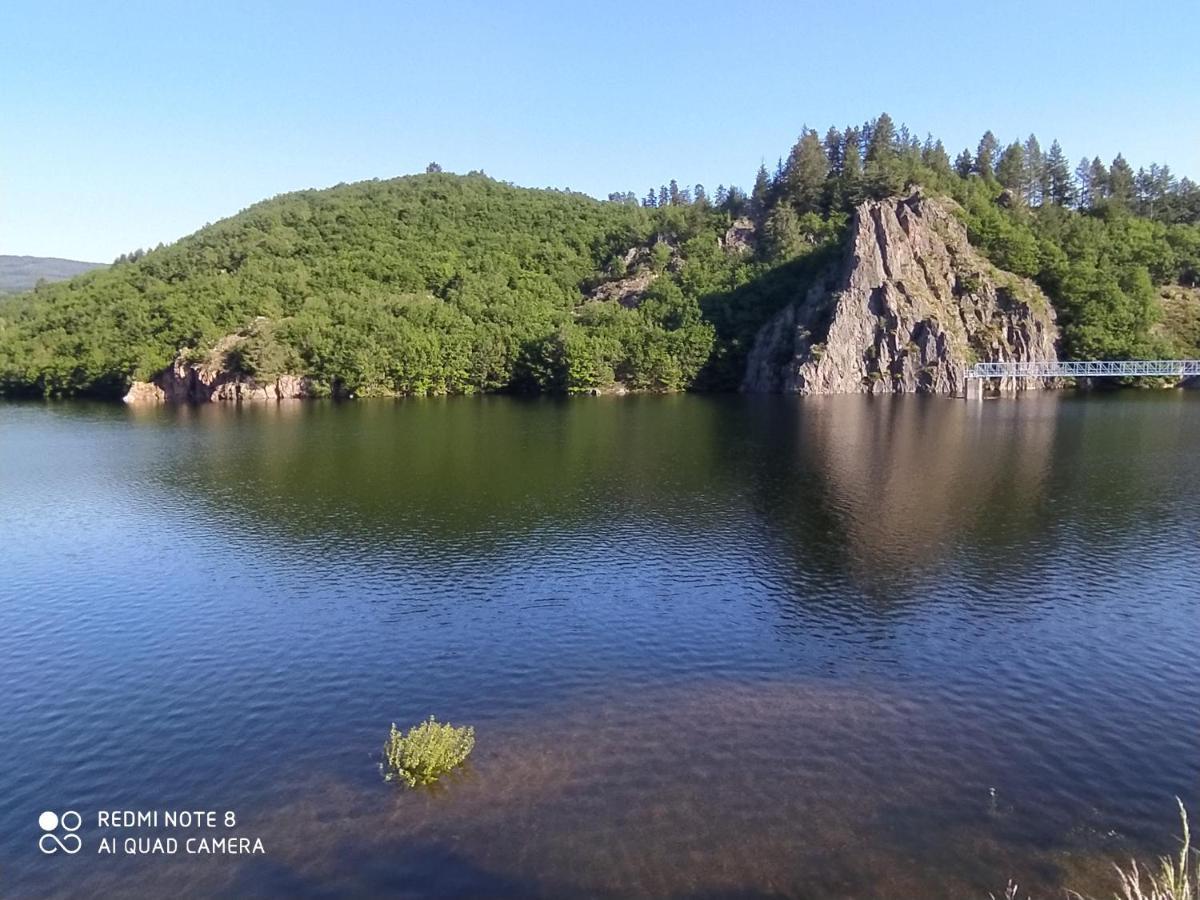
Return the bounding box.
[2,116,1199,399]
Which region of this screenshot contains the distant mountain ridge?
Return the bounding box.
[0,255,105,294]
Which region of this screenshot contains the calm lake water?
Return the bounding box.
[1,394,1197,898]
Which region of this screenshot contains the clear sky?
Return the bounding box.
[3,0,1198,262]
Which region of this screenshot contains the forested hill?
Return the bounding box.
[2,114,1199,399]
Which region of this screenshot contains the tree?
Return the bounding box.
[864,113,903,196]
[1109,154,1135,206]
[1088,157,1110,205]
[425,162,443,173]
[865,112,896,164]
[751,164,771,218]
[922,136,951,175]
[1075,158,1094,209]
[723,185,748,217]
[658,185,669,208]
[996,142,1026,194]
[1045,141,1073,207]
[954,149,973,179]
[693,184,707,207]
[714,184,728,208]
[1022,135,1044,205]
[834,136,865,211]
[974,131,999,179]
[643,188,657,208]
[824,126,844,173]
[783,128,829,214]
[762,204,806,261]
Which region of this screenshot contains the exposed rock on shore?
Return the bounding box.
[123,333,314,403]
[743,193,1060,394]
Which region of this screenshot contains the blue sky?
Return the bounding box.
[3,0,1198,262]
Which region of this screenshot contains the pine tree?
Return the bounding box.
[784,128,829,214]
[1088,157,1110,204]
[1045,141,1073,206]
[1109,154,1134,205]
[996,142,1026,193]
[751,164,771,218]
[865,112,896,164]
[974,131,999,179]
[922,138,951,175]
[824,126,844,174]
[763,204,805,261]
[864,113,902,196]
[714,184,728,208]
[693,184,707,207]
[839,139,865,210]
[724,185,748,217]
[1022,135,1044,205]
[643,188,657,208]
[658,185,669,208]
[954,149,973,178]
[668,179,680,206]
[1075,158,1093,208]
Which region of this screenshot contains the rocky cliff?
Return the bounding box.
[123,334,314,403]
[742,193,1059,395]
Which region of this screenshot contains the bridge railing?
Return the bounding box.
[967,360,1200,379]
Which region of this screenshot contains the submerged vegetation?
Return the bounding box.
[995,801,1196,900]
[2,114,1199,398]
[382,717,475,788]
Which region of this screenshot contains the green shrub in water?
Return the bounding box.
[383,717,475,787]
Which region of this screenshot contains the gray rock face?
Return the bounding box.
[743,193,1060,395]
[123,346,314,404]
[720,217,757,255]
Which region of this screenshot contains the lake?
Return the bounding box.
[1,394,1197,898]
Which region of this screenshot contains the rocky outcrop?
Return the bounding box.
[123,336,314,403]
[585,241,681,308]
[743,193,1060,395]
[720,217,756,255]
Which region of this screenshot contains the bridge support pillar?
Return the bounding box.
[965,378,984,401]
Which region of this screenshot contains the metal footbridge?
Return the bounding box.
[967,360,1200,379]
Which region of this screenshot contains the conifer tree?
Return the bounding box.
[784,128,829,214]
[954,149,973,178]
[824,126,844,173]
[922,138,951,175]
[996,142,1026,193]
[1088,157,1110,203]
[974,131,999,179]
[1109,154,1135,205]
[865,112,896,164]
[1022,135,1044,205]
[839,138,865,210]
[1075,158,1094,208]
[1045,141,1073,206]
[750,164,771,218]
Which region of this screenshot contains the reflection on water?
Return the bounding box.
[1,394,1198,899]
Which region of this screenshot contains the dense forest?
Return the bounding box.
[2,114,1199,398]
